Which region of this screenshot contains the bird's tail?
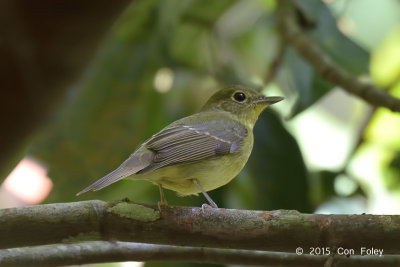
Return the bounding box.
[76,166,134,196]
[77,151,153,196]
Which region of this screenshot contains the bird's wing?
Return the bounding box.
[76,119,247,195]
[137,119,247,174]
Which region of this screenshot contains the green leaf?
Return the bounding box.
[295,0,370,75]
[281,0,370,116]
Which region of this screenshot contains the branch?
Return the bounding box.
[2,241,400,267]
[1,200,400,254]
[277,0,400,112]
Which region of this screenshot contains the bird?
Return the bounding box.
[77,85,283,208]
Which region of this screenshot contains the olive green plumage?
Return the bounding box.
[77,85,283,207]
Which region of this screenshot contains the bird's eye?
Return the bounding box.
[233,92,246,102]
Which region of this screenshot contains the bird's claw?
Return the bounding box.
[201,203,217,213]
[157,201,167,212]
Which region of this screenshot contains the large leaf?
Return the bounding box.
[295,0,369,75]
[281,0,370,116]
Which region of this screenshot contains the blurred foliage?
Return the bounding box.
[279,0,369,117]
[363,83,400,193]
[31,0,294,207]
[0,0,391,266]
[16,0,400,265]
[371,27,400,88]
[29,0,391,208]
[295,0,369,74]
[281,47,333,117]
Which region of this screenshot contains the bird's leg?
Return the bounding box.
[192,179,218,208]
[158,183,168,210]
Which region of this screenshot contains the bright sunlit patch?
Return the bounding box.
[2,157,52,204]
[314,196,367,214]
[89,261,144,267]
[286,89,370,171]
[334,174,357,196]
[348,144,400,214]
[119,261,144,267]
[289,110,349,170]
[154,67,174,93]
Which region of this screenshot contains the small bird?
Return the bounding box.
[77,85,283,207]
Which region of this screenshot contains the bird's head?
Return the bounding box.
[201,85,284,128]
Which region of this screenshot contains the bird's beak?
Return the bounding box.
[255,96,284,105]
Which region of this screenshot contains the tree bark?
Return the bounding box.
[1,200,399,255]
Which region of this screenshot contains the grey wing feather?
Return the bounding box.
[76,151,153,196]
[137,119,247,174]
[77,119,246,195]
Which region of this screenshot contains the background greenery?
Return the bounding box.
[9,0,400,266]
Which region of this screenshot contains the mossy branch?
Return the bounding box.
[1,200,400,254]
[1,200,400,265]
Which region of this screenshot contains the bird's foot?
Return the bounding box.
[201,203,217,213]
[157,200,168,212]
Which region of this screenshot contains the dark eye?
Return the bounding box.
[233,92,246,102]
